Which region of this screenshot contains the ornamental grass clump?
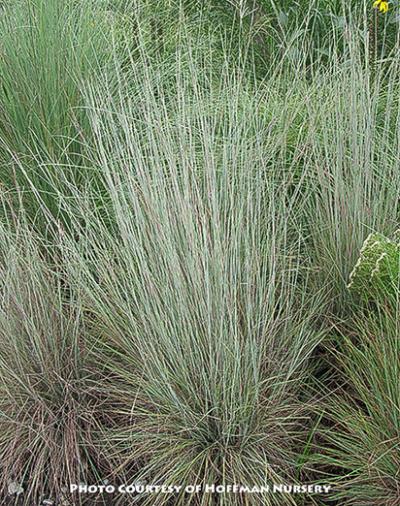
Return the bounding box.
[57,42,327,506]
[316,308,400,505]
[0,219,107,505]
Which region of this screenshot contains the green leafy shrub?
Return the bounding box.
[347,231,400,303]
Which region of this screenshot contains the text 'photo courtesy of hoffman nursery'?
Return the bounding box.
[0,0,400,505]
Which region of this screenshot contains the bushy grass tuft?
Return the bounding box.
[316,308,400,505]
[0,218,109,505]
[58,45,327,505]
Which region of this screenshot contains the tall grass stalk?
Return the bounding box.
[0,0,112,226]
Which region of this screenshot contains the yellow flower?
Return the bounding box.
[373,0,389,12]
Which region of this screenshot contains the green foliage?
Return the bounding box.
[0,0,112,227]
[316,309,400,505]
[62,49,326,506]
[348,231,400,303]
[0,0,106,161]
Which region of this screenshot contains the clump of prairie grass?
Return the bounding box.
[300,29,400,315]
[53,40,328,506]
[0,217,110,505]
[315,307,400,505]
[298,15,400,503]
